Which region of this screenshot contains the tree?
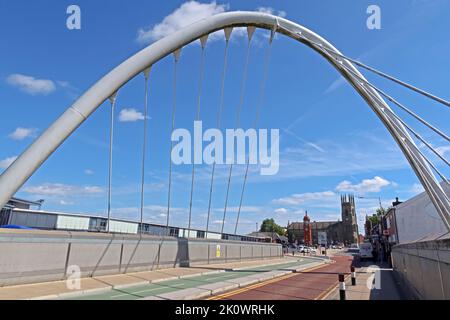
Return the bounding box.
[368,214,380,226]
[260,218,285,236]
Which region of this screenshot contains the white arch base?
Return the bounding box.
[0,11,448,229]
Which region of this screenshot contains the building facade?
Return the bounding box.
[0,197,268,243]
[287,195,359,246]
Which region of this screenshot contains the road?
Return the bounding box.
[208,255,354,300]
[68,259,316,300]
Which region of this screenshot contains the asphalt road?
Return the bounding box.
[208,255,354,300]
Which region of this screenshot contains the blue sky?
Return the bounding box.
[1,0,449,235]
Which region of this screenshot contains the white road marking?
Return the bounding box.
[110,283,186,299]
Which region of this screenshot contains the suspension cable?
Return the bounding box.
[234,27,276,235]
[187,36,208,238]
[281,27,450,183]
[206,28,232,236]
[166,49,181,236]
[291,33,450,142]
[106,91,118,233]
[333,59,450,142]
[356,78,449,185]
[282,28,450,109]
[139,67,151,234]
[221,27,255,236]
[290,31,450,142]
[325,51,450,168]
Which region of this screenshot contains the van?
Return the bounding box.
[359,243,374,260]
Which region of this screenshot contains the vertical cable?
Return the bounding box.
[166,49,181,236]
[139,68,151,234]
[221,27,255,236]
[206,29,232,236]
[187,36,208,238]
[107,92,118,233]
[235,28,275,234]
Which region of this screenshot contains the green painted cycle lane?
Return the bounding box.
[69,258,320,300]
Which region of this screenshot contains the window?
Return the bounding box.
[89,217,107,232]
[169,227,179,237]
[197,231,205,238]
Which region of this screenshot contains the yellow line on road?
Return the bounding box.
[207,263,327,300]
[315,274,351,300]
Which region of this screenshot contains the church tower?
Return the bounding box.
[340,195,359,245]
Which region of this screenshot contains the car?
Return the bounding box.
[309,247,317,254]
[298,246,310,253]
[359,242,374,260]
[347,243,360,254]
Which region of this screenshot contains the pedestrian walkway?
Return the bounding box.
[72,257,326,300]
[324,261,406,300]
[0,256,315,300]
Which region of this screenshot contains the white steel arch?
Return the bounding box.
[0,11,448,229]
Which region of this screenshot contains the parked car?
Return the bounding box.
[309,247,317,254]
[298,246,310,253]
[347,243,360,254]
[359,242,374,261]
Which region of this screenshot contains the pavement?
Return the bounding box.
[0,256,326,300]
[70,257,327,300]
[324,260,406,300]
[208,255,353,300]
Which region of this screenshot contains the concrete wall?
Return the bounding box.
[0,229,282,286]
[391,233,450,299]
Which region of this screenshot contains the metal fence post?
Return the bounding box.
[351,266,356,286]
[339,274,346,300]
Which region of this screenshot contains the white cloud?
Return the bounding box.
[274,208,288,214]
[336,176,391,194]
[435,146,450,157]
[136,2,289,46]
[410,182,425,195]
[256,6,286,18]
[8,127,38,140]
[6,74,56,95]
[0,156,17,169]
[56,80,79,100]
[23,183,104,197]
[214,206,262,213]
[137,1,228,44]
[84,169,95,175]
[273,191,336,206]
[118,108,145,122]
[59,200,74,205]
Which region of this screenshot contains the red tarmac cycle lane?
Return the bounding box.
[211,255,354,300]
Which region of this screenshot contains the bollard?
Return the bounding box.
[351,266,356,286]
[338,273,346,300]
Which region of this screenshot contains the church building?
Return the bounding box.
[287,194,359,246]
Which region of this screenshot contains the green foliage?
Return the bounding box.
[260,218,286,236]
[368,214,380,225]
[376,207,386,216]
